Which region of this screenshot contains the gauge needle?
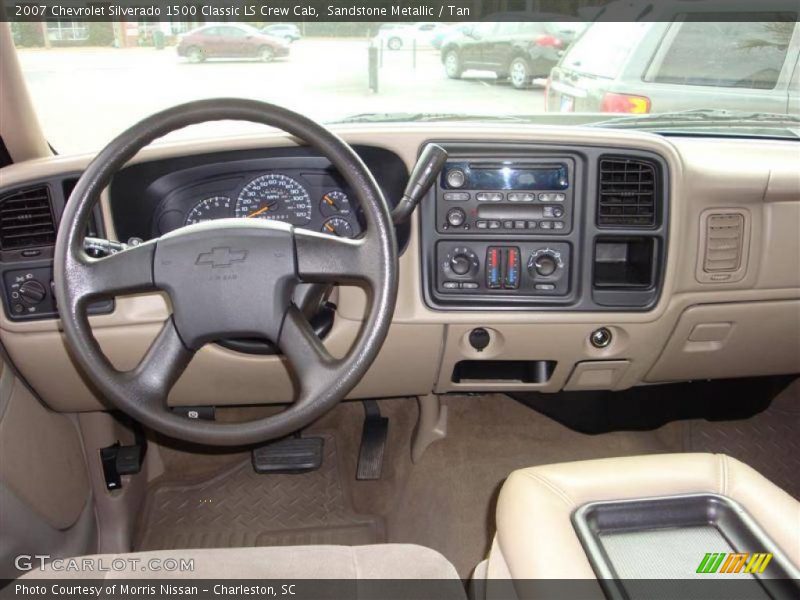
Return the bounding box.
[247,205,271,218]
[324,222,336,233]
[323,195,338,209]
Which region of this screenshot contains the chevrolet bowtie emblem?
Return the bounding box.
[196,247,248,268]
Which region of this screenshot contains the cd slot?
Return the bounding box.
[467,161,565,171]
[478,205,545,219]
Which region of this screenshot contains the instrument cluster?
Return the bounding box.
[154,170,362,239]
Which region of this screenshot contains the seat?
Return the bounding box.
[23,544,463,583]
[483,453,800,580]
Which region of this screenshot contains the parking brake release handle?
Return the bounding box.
[391,143,448,225]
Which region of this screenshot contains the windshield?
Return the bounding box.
[11,16,800,153]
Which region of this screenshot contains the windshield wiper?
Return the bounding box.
[333,112,534,124]
[590,109,800,129]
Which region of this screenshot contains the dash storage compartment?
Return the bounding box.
[451,360,556,384]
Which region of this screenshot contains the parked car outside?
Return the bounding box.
[177,24,290,63]
[431,24,473,50]
[374,22,450,51]
[547,9,800,114]
[441,18,588,90]
[261,24,302,44]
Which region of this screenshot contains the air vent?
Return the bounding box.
[0,186,56,250]
[703,213,744,272]
[598,158,657,228]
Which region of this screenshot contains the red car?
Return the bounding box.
[177,24,290,63]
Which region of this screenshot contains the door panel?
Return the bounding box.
[0,362,95,577]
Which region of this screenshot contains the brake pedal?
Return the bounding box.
[356,400,388,480]
[252,436,324,474]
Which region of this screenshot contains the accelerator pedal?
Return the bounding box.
[356,400,388,480]
[252,436,324,474]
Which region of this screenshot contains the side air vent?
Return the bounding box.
[696,209,749,284]
[598,157,657,228]
[703,213,744,272]
[0,185,56,250]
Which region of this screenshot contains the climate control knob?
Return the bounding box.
[450,254,472,275]
[18,280,46,305]
[446,208,466,228]
[533,255,557,277]
[528,249,562,277]
[444,247,479,278]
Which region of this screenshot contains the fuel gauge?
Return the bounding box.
[319,190,352,217]
[321,217,354,238]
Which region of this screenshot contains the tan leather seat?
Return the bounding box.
[23,544,462,582]
[485,453,800,580]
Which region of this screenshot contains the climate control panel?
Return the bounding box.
[436,241,570,298]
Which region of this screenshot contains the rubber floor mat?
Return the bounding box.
[685,387,800,500]
[135,434,383,550]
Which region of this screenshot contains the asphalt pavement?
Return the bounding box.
[17,39,545,154]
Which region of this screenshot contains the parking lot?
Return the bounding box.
[17,39,545,154]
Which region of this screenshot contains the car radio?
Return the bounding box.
[422,144,669,310]
[436,159,575,235]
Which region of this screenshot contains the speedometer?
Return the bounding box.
[235,174,312,225]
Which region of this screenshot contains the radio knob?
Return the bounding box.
[446,207,466,228]
[446,169,466,189]
[18,280,46,305]
[529,252,558,277]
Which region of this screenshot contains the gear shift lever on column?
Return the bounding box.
[391,143,448,224]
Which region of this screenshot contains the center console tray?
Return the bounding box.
[572,493,799,600]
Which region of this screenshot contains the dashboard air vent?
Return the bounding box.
[703,213,744,272]
[598,157,657,228]
[0,185,56,250]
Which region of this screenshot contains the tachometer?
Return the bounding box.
[185,196,232,225]
[235,174,312,225]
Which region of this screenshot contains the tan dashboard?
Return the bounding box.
[0,124,798,412]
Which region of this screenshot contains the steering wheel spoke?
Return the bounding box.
[123,317,194,407]
[71,241,158,308]
[278,305,337,396]
[294,229,376,287]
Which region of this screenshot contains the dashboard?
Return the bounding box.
[0,124,797,412]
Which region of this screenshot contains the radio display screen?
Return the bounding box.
[443,162,569,191]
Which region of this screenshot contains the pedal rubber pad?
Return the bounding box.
[252,436,324,474]
[356,401,388,480]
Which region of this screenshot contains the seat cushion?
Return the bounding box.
[490,453,800,579]
[23,544,461,581]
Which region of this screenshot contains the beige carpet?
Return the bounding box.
[382,395,683,577]
[683,378,800,500]
[139,385,798,578]
[136,433,383,552]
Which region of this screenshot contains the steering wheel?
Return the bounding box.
[54,99,398,446]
